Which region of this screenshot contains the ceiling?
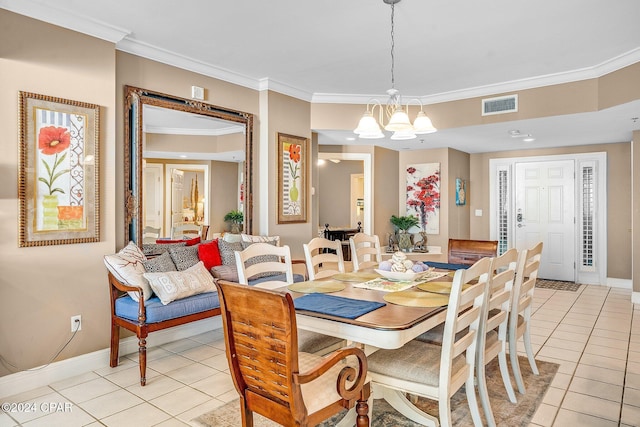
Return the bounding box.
[4,0,640,153]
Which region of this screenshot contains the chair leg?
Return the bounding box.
[109,323,120,368]
[477,362,496,427]
[509,340,526,394]
[138,336,147,386]
[239,397,253,427]
[465,373,484,427]
[373,385,437,427]
[498,350,517,403]
[355,396,369,427]
[523,325,539,375]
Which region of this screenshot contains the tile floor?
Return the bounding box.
[1,284,638,426]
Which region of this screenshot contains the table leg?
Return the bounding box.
[372,384,438,427]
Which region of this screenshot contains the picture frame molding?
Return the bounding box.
[277,132,308,224]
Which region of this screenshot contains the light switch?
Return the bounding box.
[475,209,483,217]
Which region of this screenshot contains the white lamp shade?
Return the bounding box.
[390,129,416,140]
[384,107,412,132]
[413,111,437,134]
[354,112,382,135]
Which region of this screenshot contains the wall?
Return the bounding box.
[265,91,313,259]
[318,160,363,229]
[469,142,632,279]
[373,146,400,246]
[0,10,116,376]
[447,149,471,239]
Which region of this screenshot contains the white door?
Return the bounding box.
[143,163,163,230]
[170,169,185,232]
[514,160,575,281]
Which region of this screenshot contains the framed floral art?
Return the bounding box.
[406,163,441,234]
[18,92,100,247]
[277,133,308,223]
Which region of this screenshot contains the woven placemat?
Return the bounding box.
[287,280,346,293]
[384,290,449,307]
[417,281,471,294]
[332,272,381,282]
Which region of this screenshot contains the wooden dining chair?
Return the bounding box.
[234,242,346,355]
[509,241,543,394]
[142,226,161,243]
[171,223,201,240]
[215,280,370,427]
[349,233,382,271]
[303,237,345,280]
[366,257,492,427]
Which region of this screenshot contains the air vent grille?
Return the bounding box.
[482,95,518,116]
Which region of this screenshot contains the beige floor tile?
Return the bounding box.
[149,386,211,416]
[101,402,170,427]
[190,371,236,398]
[126,375,183,401]
[627,360,640,375]
[49,371,102,391]
[542,386,566,406]
[563,312,598,322]
[153,418,191,427]
[623,387,640,407]
[160,338,203,354]
[627,372,640,390]
[0,412,17,427]
[622,404,640,426]
[590,328,630,341]
[20,406,95,427]
[76,389,143,419]
[57,377,121,404]
[165,361,219,385]
[174,398,227,423]
[200,352,230,371]
[178,344,224,362]
[574,364,625,385]
[93,357,138,376]
[145,354,195,374]
[103,365,161,388]
[124,346,172,363]
[549,330,589,344]
[554,323,592,335]
[560,391,621,421]
[561,316,596,328]
[531,318,560,330]
[537,346,582,363]
[550,372,572,390]
[534,356,576,375]
[543,337,586,352]
[587,335,629,350]
[568,377,622,402]
[583,343,628,360]
[531,403,558,427]
[553,409,618,427]
[3,386,56,403]
[595,317,631,333]
[579,353,627,371]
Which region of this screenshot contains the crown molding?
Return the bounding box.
[0,0,130,42]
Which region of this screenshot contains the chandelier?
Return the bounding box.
[354,0,437,140]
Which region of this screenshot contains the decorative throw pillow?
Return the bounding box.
[142,242,186,256]
[241,234,280,246]
[104,241,152,302]
[142,252,177,273]
[198,239,222,270]
[156,236,201,246]
[168,245,200,271]
[218,239,244,266]
[222,233,242,243]
[144,261,217,305]
[210,264,239,282]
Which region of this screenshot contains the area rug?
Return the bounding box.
[191,356,558,427]
[536,279,582,292]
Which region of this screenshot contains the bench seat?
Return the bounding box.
[115,292,220,323]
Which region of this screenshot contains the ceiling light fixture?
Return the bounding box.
[353,0,436,140]
[509,129,535,142]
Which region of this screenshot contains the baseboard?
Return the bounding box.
[0,317,222,400]
[607,277,632,289]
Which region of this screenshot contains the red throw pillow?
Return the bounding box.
[198,239,222,270]
[156,236,201,245]
[185,236,201,246]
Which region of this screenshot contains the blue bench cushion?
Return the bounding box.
[115,291,220,323]
[248,273,305,286]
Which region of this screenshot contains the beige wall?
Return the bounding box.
[372,146,400,246]
[469,142,632,279]
[318,160,364,228]
[447,149,471,239]
[0,10,117,376]
[633,131,640,292]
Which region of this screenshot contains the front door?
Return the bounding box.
[514,160,575,281]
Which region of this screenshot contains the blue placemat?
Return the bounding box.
[293,294,385,319]
[425,262,470,271]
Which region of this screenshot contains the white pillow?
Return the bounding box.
[144,261,217,305]
[104,241,152,302]
[223,233,242,243]
[241,233,280,246]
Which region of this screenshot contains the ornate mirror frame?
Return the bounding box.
[124,85,253,244]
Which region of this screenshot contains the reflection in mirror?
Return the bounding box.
[125,86,253,245]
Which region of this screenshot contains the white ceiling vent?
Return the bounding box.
[482,95,518,116]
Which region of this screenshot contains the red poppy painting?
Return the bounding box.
[277,133,308,223]
[406,163,440,233]
[19,92,100,247]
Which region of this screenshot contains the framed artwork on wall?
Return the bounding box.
[277,133,308,223]
[406,163,441,234]
[456,178,467,206]
[18,92,100,247]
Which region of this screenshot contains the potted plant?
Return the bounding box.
[390,214,419,252]
[224,210,244,234]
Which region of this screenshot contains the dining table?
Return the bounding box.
[274,267,461,426]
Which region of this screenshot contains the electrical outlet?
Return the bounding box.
[71,315,82,332]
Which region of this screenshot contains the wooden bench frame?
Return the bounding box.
[448,239,498,266]
[108,272,221,386]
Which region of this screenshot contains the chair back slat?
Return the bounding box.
[235,243,294,287]
[349,233,382,271]
[303,237,345,280]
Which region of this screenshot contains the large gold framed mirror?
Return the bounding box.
[124,86,253,245]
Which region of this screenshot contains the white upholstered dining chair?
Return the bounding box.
[349,233,382,271]
[303,237,345,280]
[234,242,346,355]
[366,257,492,427]
[509,241,543,394]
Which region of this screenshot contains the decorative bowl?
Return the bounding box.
[374,269,424,281]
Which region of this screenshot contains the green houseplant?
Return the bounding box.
[390,214,419,252]
[224,210,244,233]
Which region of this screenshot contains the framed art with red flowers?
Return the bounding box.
[277,133,308,223]
[18,92,100,247]
[406,163,440,234]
